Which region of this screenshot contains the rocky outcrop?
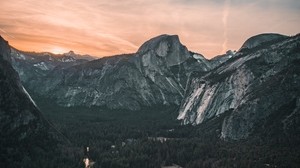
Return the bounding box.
[16,34,210,110]
[138,35,191,66]
[177,34,300,140]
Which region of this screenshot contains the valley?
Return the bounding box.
[28,91,300,168]
[1,32,300,167]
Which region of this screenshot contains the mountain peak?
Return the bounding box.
[63,50,95,61]
[64,50,76,56]
[137,34,191,66]
[240,33,288,50]
[137,34,180,54]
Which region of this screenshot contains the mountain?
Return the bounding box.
[0,36,59,167]
[209,50,236,68]
[7,32,300,141]
[239,33,288,50]
[63,50,96,61]
[2,33,300,167]
[14,34,211,110]
[10,48,93,83]
[177,33,300,140]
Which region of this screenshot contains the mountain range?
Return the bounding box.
[12,35,212,110]
[8,33,300,139]
[178,33,300,140]
[1,32,300,167]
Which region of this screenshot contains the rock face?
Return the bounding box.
[138,35,191,66]
[177,34,300,140]
[15,34,211,110]
[0,36,53,166]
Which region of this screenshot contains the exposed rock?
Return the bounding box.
[240,33,288,50]
[138,35,191,66]
[13,35,210,110]
[178,34,300,140]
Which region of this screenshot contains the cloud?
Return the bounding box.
[0,0,299,58]
[222,0,231,54]
[0,28,15,39]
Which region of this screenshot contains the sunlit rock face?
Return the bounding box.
[14,34,211,110]
[178,34,300,140]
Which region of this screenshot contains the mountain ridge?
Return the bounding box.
[177,33,300,140]
[13,34,211,110]
[5,32,300,141]
[239,33,288,50]
[1,32,300,167]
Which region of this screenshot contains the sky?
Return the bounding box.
[0,0,299,59]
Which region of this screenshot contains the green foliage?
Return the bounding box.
[17,92,300,168]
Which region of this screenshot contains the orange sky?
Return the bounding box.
[0,0,299,58]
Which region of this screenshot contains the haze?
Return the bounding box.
[0,0,299,58]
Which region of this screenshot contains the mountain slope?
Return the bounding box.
[17,34,211,110]
[0,36,63,167]
[177,34,300,140]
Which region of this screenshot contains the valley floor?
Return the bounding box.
[34,96,300,168]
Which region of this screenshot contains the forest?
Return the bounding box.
[17,92,297,168]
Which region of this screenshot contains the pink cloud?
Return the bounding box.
[0,0,299,58]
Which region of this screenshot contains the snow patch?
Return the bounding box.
[61,57,76,62]
[33,62,49,70]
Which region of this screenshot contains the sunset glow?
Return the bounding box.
[0,0,299,58]
[51,47,68,55]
